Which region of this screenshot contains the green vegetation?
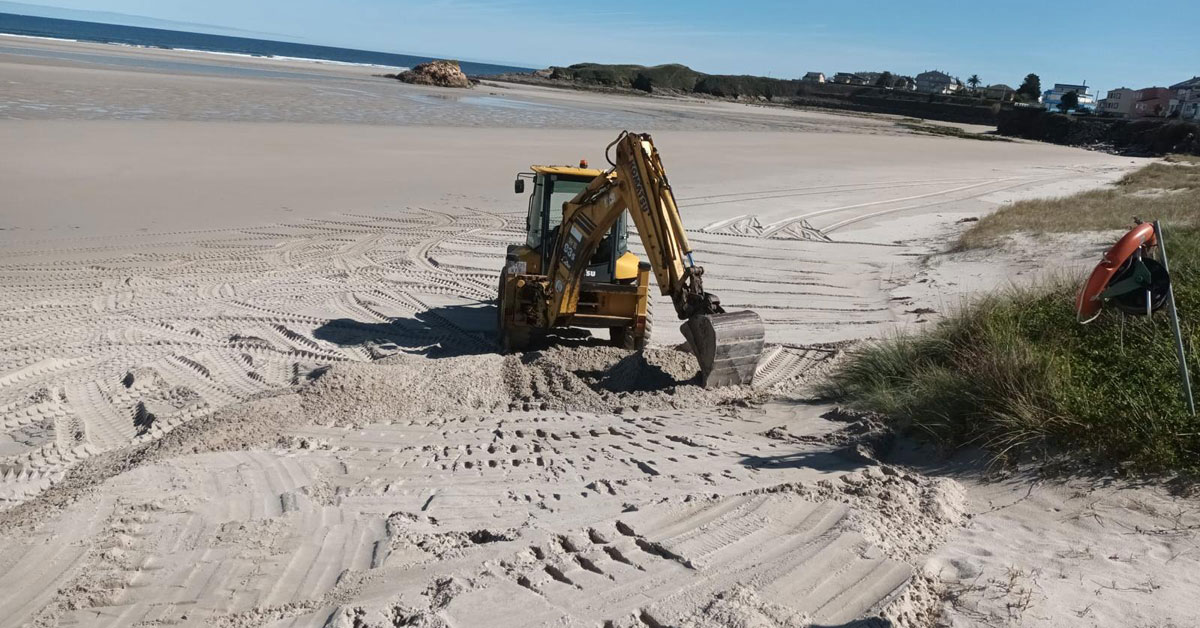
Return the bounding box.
[548,62,817,99]
[898,121,1010,142]
[549,63,704,93]
[821,160,1200,472]
[1016,73,1041,102]
[1058,90,1079,112]
[959,159,1200,249]
[693,74,801,99]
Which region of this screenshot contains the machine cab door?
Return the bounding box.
[526,173,628,283]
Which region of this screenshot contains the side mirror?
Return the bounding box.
[514,179,525,194]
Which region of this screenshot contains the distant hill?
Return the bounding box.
[548,63,702,92]
[545,63,805,99]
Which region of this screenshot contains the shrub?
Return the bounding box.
[819,243,1200,472]
[824,159,1200,471]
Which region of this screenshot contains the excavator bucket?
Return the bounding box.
[680,311,766,388]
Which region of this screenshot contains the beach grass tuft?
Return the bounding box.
[957,156,1200,250]
[898,121,1010,142]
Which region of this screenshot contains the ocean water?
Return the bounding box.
[0,12,533,76]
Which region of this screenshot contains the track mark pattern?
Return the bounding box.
[2,206,866,506]
[445,494,909,626]
[0,212,511,506]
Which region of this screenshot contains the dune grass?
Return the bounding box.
[898,121,1010,142]
[958,157,1200,249]
[1164,154,1200,165]
[821,159,1200,472]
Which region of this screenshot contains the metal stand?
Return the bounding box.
[1154,221,1196,416]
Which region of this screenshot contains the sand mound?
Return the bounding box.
[302,346,762,427]
[754,464,967,563]
[685,586,812,627]
[394,60,472,88]
[751,466,967,628]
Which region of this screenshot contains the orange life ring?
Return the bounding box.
[1076,222,1157,323]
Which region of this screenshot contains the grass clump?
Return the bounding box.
[1164,154,1200,165]
[898,121,1010,142]
[821,226,1200,472]
[959,157,1200,249]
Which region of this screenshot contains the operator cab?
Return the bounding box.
[515,165,628,283]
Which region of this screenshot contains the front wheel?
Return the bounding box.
[609,299,653,350]
[502,325,531,353]
[497,271,530,353]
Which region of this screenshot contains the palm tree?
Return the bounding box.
[967,74,982,91]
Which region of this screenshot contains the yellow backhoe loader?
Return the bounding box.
[497,131,765,388]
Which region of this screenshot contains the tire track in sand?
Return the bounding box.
[1,206,855,508]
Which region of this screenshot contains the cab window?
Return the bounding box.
[526,174,590,250]
[525,176,544,249]
[546,177,589,232]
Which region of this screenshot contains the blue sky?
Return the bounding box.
[7,0,1199,93]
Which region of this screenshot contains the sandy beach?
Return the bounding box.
[2,37,1197,628]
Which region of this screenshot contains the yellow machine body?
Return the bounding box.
[497,133,765,387]
[501,165,649,350]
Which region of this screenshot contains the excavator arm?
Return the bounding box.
[540,131,765,387]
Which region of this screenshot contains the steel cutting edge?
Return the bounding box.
[681,310,766,388]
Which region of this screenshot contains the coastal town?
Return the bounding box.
[805,68,1200,119]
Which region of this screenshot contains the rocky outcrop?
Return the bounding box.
[394,60,472,89]
[997,108,1200,156]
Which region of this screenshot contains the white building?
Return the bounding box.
[1167,76,1200,121]
[1042,83,1096,112]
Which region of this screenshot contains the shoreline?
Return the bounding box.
[0,36,920,132]
[0,31,409,71]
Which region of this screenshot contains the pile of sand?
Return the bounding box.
[394,60,472,88]
[301,346,764,428]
